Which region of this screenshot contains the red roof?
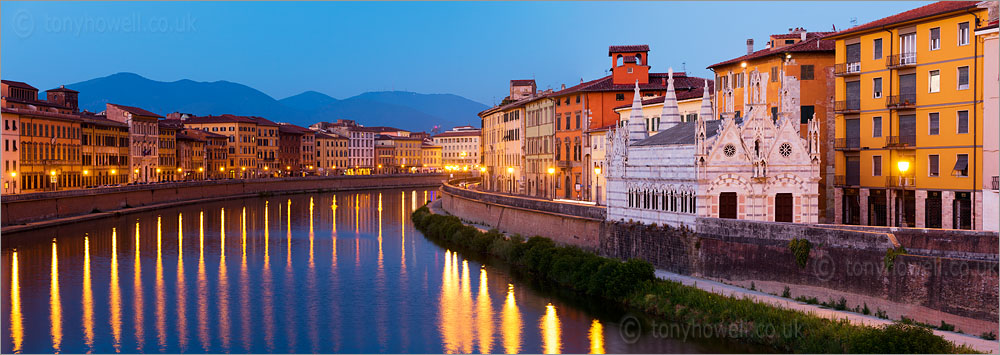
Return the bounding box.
[78,112,127,128]
[609,45,649,54]
[47,85,78,93]
[158,119,183,130]
[578,72,709,93]
[108,103,163,118]
[1,80,37,90]
[278,123,312,134]
[510,79,536,86]
[247,116,279,126]
[176,129,207,142]
[827,1,979,39]
[183,114,256,124]
[612,80,715,110]
[708,33,833,68]
[0,107,82,123]
[433,130,481,138]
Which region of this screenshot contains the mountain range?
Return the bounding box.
[61,72,487,132]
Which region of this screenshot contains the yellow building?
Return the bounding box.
[182,115,259,179]
[2,82,84,193]
[157,120,180,182]
[314,131,343,175]
[80,112,129,187]
[420,142,442,172]
[250,116,280,175]
[827,1,988,229]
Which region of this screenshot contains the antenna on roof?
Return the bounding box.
[682,62,686,72]
[850,17,857,27]
[832,24,836,31]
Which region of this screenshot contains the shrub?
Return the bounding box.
[847,324,953,353]
[788,238,812,268]
[781,286,791,298]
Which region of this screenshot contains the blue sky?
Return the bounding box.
[2,1,928,105]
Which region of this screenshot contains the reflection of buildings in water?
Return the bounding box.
[241,207,253,352]
[156,216,167,351]
[476,268,494,354]
[589,319,605,354]
[50,239,62,353]
[110,227,123,352]
[218,208,231,352]
[176,213,188,352]
[133,221,144,352]
[263,202,276,352]
[197,212,210,351]
[83,235,95,352]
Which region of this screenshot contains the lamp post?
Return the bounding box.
[547,167,555,200]
[506,167,514,194]
[594,166,602,206]
[897,160,910,227]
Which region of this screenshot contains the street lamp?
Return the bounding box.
[897,160,911,227]
[547,167,555,200]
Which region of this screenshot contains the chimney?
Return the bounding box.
[561,84,566,90]
[746,39,754,55]
[801,31,807,41]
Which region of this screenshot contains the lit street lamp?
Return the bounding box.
[594,166,602,206]
[547,167,555,200]
[897,160,910,227]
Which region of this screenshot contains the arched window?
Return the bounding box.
[616,54,623,67]
[635,53,643,65]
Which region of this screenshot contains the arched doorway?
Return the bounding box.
[564,176,571,199]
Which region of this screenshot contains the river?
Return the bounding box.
[1,188,758,353]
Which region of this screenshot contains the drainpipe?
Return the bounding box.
[967,8,979,229]
[883,26,897,226]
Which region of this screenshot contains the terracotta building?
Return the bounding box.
[107,103,161,184]
[175,128,207,180]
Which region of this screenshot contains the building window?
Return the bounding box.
[770,67,779,82]
[873,116,882,137]
[929,27,940,50]
[953,154,969,177]
[873,155,882,176]
[928,155,939,177]
[873,77,882,98]
[957,110,969,134]
[928,70,940,93]
[873,38,882,59]
[616,93,624,101]
[958,22,970,46]
[957,66,969,90]
[800,65,814,80]
[929,112,940,135]
[800,105,814,124]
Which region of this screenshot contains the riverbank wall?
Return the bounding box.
[2,174,447,227]
[439,182,1000,337]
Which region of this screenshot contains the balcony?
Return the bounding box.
[834,62,861,76]
[992,176,999,191]
[886,175,915,189]
[886,94,916,109]
[556,160,571,168]
[834,175,860,187]
[834,100,861,114]
[834,138,861,151]
[886,53,917,69]
[884,135,916,149]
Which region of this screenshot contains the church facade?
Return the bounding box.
[605,67,821,228]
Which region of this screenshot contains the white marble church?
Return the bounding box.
[605,68,821,228]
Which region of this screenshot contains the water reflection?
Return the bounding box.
[2,188,755,354]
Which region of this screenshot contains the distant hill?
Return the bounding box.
[63,72,487,132]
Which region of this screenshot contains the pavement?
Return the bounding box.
[655,269,1000,354]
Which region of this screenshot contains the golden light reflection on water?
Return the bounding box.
[400,192,406,274]
[110,228,121,353]
[156,216,166,351]
[218,208,231,351]
[440,251,479,354]
[240,207,251,352]
[133,222,144,351]
[49,239,62,353]
[589,319,605,354]
[10,250,23,354]
[176,213,187,352]
[541,303,562,354]
[197,212,209,351]
[284,199,297,351]
[83,235,94,352]
[459,259,473,354]
[502,283,522,354]
[476,268,493,354]
[307,198,319,353]
[263,201,275,352]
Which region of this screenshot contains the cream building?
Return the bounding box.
[432,126,481,169]
[106,103,161,184]
[525,94,555,198]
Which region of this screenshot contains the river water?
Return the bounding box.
[1,188,756,353]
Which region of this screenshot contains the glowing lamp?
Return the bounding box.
[897,161,910,173]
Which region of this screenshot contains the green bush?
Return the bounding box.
[847,323,954,353]
[788,238,812,268]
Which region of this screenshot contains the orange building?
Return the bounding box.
[707,28,836,221]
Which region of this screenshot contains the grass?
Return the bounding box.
[411,205,979,354]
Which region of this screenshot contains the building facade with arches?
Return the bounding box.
[605,67,821,228]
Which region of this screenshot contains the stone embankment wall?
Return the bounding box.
[2,174,447,226]
[439,182,999,336]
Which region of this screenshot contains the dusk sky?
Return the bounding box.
[3,1,929,106]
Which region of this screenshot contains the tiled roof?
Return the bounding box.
[46,86,78,93]
[278,123,312,134]
[633,120,723,146]
[108,103,164,118]
[708,34,833,68]
[77,112,127,128]
[314,132,337,139]
[827,1,979,39]
[578,72,709,92]
[510,79,536,86]
[366,126,409,133]
[183,114,256,124]
[609,45,649,54]
[433,130,481,138]
[158,119,183,130]
[623,56,638,64]
[247,116,279,126]
[612,80,715,110]
[176,129,208,142]
[3,96,73,109]
[421,143,441,148]
[0,107,82,123]
[1,80,37,90]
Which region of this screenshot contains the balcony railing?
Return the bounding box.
[834,138,861,150]
[884,135,916,149]
[886,94,916,109]
[834,175,860,187]
[834,100,861,114]
[992,176,999,191]
[834,62,862,76]
[556,160,571,168]
[886,175,915,188]
[886,53,917,69]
